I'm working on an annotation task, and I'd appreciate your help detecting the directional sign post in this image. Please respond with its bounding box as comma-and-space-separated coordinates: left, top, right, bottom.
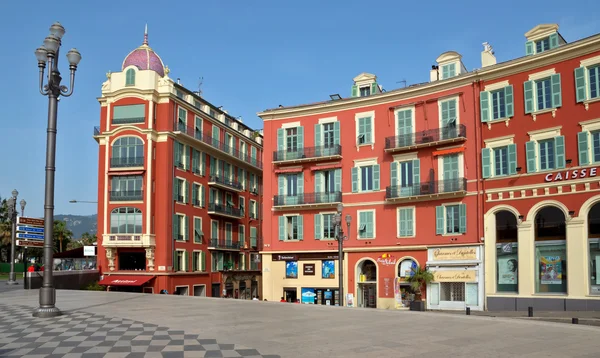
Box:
16, 217, 45, 247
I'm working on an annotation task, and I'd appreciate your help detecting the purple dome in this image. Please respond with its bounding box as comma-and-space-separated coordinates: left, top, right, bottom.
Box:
121, 29, 166, 77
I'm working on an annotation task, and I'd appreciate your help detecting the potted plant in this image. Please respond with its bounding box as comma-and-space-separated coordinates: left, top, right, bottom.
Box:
223, 261, 234, 271
406, 265, 434, 311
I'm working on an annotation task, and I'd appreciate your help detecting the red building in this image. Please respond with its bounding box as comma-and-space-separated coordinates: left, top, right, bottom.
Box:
94, 30, 264, 298
480, 24, 600, 311
259, 58, 485, 308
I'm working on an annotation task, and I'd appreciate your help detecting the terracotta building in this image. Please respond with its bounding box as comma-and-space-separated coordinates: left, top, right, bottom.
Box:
94, 30, 264, 298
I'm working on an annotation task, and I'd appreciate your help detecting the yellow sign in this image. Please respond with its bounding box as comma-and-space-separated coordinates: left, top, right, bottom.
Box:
433, 270, 477, 282
432, 247, 477, 261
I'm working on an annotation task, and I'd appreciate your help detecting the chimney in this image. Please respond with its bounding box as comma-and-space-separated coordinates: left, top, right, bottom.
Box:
430, 65, 439, 82
481, 42, 497, 68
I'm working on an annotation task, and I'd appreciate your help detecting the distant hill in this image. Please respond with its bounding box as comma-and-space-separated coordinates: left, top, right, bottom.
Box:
54, 214, 97, 239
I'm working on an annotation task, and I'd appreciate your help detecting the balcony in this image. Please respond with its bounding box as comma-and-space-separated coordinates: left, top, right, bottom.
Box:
110, 190, 143, 202
273, 191, 342, 209
385, 124, 467, 153
102, 234, 155, 248
208, 175, 243, 192
385, 178, 467, 203
208, 203, 244, 219
208, 238, 242, 251
111, 156, 144, 168
272, 144, 342, 165
173, 123, 263, 169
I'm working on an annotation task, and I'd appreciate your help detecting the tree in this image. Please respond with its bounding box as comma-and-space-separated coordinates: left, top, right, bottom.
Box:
405, 265, 434, 301
0, 197, 11, 261
67, 232, 97, 250
53, 220, 73, 253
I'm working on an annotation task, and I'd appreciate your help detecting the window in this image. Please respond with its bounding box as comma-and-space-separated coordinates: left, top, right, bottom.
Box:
125, 68, 135, 86
536, 78, 552, 110
112, 137, 144, 167
595, 131, 600, 163
314, 213, 336, 240
173, 214, 188, 241
439, 99, 457, 139
526, 33, 559, 55
276, 127, 304, 160
397, 207, 414, 237
192, 251, 206, 272
110, 207, 142, 234
238, 168, 245, 190
441, 63, 456, 79
390, 159, 420, 196
194, 116, 202, 140
212, 125, 220, 147
491, 90, 506, 119
360, 86, 370, 97
194, 217, 203, 243
357, 116, 372, 145
250, 200, 257, 219
192, 183, 204, 207
239, 225, 245, 248
113, 104, 145, 124
286, 127, 299, 152
191, 150, 204, 176
173, 250, 185, 272
575, 65, 600, 103
578, 130, 600, 165
225, 223, 233, 245
526, 136, 565, 172
225, 193, 233, 207
225, 133, 233, 154
538, 139, 555, 170
177, 107, 187, 131
314, 170, 340, 200
277, 173, 303, 205
209, 188, 220, 206
395, 109, 413, 146
495, 211, 518, 293
249, 173, 258, 193
111, 175, 142, 201
536, 38, 550, 53
494, 146, 509, 176
398, 259, 417, 278
239, 197, 245, 216
352, 163, 380, 193
174, 178, 187, 203
524, 74, 562, 114
251, 146, 258, 166
278, 215, 303, 241
173, 141, 187, 169
358, 211, 375, 239
480, 86, 514, 122
250, 227, 258, 248
322, 123, 335, 148
212, 252, 224, 272
441, 154, 461, 192
435, 204, 466, 235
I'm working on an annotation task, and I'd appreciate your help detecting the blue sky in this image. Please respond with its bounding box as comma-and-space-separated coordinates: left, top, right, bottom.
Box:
1, 0, 599, 219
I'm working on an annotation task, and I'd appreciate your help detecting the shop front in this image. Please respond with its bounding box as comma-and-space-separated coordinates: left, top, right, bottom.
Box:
220, 271, 261, 300
99, 274, 155, 293
426, 245, 484, 311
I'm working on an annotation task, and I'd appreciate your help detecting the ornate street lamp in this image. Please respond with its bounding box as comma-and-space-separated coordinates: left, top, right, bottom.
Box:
334, 203, 352, 307
6, 189, 19, 285
33, 21, 81, 318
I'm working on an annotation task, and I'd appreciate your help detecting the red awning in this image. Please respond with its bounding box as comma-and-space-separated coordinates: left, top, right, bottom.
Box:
433, 147, 466, 156
274, 167, 303, 174
310, 164, 343, 171
98, 275, 154, 286
108, 170, 145, 176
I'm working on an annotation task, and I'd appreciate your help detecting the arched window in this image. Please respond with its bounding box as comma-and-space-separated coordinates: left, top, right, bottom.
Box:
110, 207, 142, 234
534, 206, 566, 294
397, 259, 417, 278
125, 68, 135, 86
495, 210, 518, 293
588, 202, 600, 294
357, 259, 377, 308
111, 137, 144, 167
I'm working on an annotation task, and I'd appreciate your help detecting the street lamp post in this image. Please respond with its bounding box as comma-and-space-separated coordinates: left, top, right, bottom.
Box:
6, 189, 19, 285
33, 22, 81, 318
334, 204, 352, 307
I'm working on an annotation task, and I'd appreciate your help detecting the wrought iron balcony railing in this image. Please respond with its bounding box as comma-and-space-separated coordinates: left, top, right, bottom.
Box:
110, 190, 143, 201
208, 203, 244, 218
273, 191, 342, 206
385, 178, 467, 199
385, 124, 466, 150
209, 238, 242, 250
111, 156, 144, 168
208, 175, 243, 191
272, 144, 342, 162
113, 116, 145, 125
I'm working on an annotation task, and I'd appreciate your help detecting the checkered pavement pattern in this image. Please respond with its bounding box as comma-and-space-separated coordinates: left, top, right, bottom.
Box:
0, 304, 280, 358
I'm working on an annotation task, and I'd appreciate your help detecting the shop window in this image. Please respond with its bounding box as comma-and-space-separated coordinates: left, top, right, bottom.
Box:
534, 206, 567, 294
440, 282, 464, 301
285, 261, 298, 279
496, 210, 519, 293
588, 203, 600, 295
357, 260, 377, 282
398, 259, 417, 278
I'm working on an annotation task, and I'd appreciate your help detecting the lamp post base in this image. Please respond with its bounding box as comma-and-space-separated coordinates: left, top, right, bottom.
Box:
32, 287, 62, 318
6, 280, 19, 285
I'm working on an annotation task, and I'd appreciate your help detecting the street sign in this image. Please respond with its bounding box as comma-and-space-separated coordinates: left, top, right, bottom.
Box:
16, 225, 44, 234
16, 240, 44, 248
17, 217, 45, 227
16, 232, 44, 241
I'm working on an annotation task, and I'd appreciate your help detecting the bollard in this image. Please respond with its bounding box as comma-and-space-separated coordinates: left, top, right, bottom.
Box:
572, 318, 579, 324
466, 307, 471, 315
528, 306, 533, 317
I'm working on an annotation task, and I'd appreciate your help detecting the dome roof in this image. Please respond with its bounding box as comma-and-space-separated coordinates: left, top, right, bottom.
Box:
121, 26, 166, 77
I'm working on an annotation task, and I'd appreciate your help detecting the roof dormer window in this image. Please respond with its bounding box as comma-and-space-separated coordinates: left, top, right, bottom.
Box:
441, 63, 457, 80
432, 51, 466, 82
351, 73, 381, 98
524, 24, 565, 56
359, 86, 371, 97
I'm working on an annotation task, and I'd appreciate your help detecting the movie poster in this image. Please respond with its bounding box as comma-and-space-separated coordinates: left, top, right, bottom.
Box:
497, 256, 518, 285
540, 256, 562, 285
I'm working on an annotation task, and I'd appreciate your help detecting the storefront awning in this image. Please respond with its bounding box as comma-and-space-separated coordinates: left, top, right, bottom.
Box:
310, 164, 342, 171
274, 167, 303, 174
108, 170, 145, 176
98, 275, 154, 286
432, 146, 465, 156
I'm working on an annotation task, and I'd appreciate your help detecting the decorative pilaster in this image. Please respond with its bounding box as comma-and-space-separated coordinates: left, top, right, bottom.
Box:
146, 247, 156, 271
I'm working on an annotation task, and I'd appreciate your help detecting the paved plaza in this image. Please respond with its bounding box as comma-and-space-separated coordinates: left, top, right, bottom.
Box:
2, 285, 600, 357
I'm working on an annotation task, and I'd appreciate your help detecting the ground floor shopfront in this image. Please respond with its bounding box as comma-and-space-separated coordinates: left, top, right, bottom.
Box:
484, 186, 600, 311
99, 272, 211, 295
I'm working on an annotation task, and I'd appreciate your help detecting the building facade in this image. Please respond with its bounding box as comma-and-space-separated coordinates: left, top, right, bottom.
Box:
480, 24, 600, 311
94, 31, 264, 298
259, 61, 485, 309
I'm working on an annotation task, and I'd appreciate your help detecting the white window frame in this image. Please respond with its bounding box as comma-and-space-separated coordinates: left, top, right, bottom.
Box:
194, 115, 203, 135
250, 199, 257, 219
283, 214, 301, 241
394, 106, 415, 137
175, 249, 185, 272
579, 56, 600, 109
239, 197, 245, 216
440, 62, 458, 79
178, 106, 187, 127
193, 215, 203, 243
437, 96, 460, 129
580, 118, 600, 163
527, 68, 557, 117
317, 117, 338, 147
527, 127, 562, 173
356, 209, 376, 240
239, 252, 246, 270
175, 212, 185, 241
484, 135, 515, 178
175, 177, 186, 203
436, 146, 465, 181
192, 250, 203, 272
319, 210, 337, 240
396, 206, 416, 238
211, 219, 219, 240
354, 110, 375, 150
391, 153, 418, 186
440, 202, 462, 236
354, 158, 378, 193
240, 141, 247, 159
239, 225, 245, 248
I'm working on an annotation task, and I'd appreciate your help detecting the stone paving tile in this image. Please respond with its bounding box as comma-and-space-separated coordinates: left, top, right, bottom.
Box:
0, 304, 279, 358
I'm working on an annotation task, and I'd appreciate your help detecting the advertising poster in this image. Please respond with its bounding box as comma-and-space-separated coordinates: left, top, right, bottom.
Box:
394, 277, 403, 309
497, 256, 518, 285
301, 288, 316, 304
285, 261, 298, 278
540, 256, 562, 285
322, 260, 335, 278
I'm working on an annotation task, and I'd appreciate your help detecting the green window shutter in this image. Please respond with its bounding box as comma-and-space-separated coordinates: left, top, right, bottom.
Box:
435, 206, 444, 235
390, 162, 398, 187
173, 251, 179, 272
314, 172, 322, 193
442, 65, 449, 79
192, 184, 198, 205
278, 216, 285, 241
278, 175, 285, 196
412, 159, 420, 186
201, 153, 206, 175
314, 214, 322, 240
526, 141, 537, 173
201, 186, 205, 207
297, 172, 304, 195
504, 85, 514, 118
508, 144, 517, 175
173, 141, 181, 167
578, 131, 590, 166
212, 125, 219, 143
481, 148, 492, 179
351, 168, 358, 193
184, 216, 189, 241
525, 41, 534, 56
406, 208, 414, 236
209, 156, 215, 176
201, 251, 206, 271
549, 33, 559, 49
399, 209, 407, 237
173, 215, 179, 241
192, 252, 197, 271
459, 204, 467, 233
187, 251, 191, 272
297, 216, 304, 241
334, 169, 341, 192
297, 126, 304, 151
365, 118, 372, 143
187, 181, 192, 204
333, 121, 340, 145
126, 69, 135, 85
371, 82, 378, 94
480, 91, 490, 122
192, 150, 199, 173
550, 74, 562, 108
575, 67, 587, 103
314, 124, 322, 148
524, 81, 534, 114
209, 189, 214, 204
194, 217, 201, 242
351, 85, 358, 97
366, 212, 374, 238
554, 135, 566, 169
373, 164, 380, 191
172, 178, 178, 200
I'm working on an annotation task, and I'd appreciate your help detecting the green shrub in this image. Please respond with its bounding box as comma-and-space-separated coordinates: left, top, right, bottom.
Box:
82, 281, 105, 291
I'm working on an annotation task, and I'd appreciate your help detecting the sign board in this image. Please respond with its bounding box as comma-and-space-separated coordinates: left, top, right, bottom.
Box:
84, 246, 97, 256
431, 247, 478, 261
432, 270, 477, 282
16, 232, 44, 241
17, 225, 44, 234
544, 167, 598, 182
16, 240, 44, 248
303, 263, 315, 276
17, 217, 45, 227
